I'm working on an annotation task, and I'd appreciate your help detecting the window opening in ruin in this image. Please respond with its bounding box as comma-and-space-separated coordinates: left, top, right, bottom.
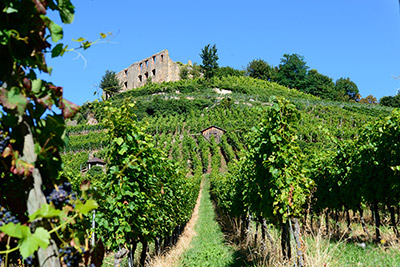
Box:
152, 69, 156, 76
145, 60, 148, 68
161, 55, 164, 62
153, 56, 156, 64
138, 75, 142, 82
145, 72, 149, 79
124, 69, 128, 76
140, 63, 143, 70
124, 81, 127, 88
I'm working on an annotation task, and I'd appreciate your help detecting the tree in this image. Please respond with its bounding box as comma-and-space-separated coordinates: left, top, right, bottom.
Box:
179, 66, 190, 80
335, 77, 359, 101
200, 44, 219, 79
305, 69, 335, 99
276, 53, 309, 91
0, 0, 99, 266
100, 70, 122, 99
359, 95, 378, 104
190, 63, 202, 78
246, 59, 276, 81
215, 66, 245, 77
380, 94, 400, 108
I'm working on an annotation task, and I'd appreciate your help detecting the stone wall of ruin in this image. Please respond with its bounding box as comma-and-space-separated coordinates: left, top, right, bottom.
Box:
116, 50, 182, 92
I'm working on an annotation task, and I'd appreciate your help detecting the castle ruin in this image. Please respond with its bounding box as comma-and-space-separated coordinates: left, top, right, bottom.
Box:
116, 50, 189, 91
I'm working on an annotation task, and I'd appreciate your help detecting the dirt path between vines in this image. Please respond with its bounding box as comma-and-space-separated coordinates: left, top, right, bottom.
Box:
149, 181, 203, 267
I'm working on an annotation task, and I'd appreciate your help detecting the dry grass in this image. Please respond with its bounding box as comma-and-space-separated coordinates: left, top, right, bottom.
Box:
148, 181, 203, 267
222, 211, 400, 267
302, 216, 345, 267
214, 213, 347, 267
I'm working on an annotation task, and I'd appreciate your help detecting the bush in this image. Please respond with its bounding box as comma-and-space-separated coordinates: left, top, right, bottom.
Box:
216, 66, 245, 78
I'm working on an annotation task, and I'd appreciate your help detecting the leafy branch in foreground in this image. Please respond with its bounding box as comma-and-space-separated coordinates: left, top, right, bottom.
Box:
0, 0, 101, 266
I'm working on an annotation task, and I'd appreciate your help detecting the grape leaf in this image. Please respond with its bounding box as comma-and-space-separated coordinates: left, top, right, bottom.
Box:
59, 98, 80, 118
19, 227, 50, 259
49, 21, 63, 42
75, 199, 98, 215
51, 43, 64, 58
29, 203, 61, 221
0, 87, 29, 114
0, 223, 25, 239
58, 0, 75, 24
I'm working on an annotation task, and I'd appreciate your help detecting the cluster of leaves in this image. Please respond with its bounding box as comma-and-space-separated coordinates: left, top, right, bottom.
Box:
0, 0, 100, 265
66, 123, 106, 135
380, 93, 400, 108
210, 97, 313, 221
95, 101, 201, 251
61, 151, 89, 174
0, 190, 98, 261
209, 97, 313, 258
66, 131, 107, 152
135, 97, 214, 118
246, 55, 363, 102
179, 63, 202, 80
310, 109, 400, 240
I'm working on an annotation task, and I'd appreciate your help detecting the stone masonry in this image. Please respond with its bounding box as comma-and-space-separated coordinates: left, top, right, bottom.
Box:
116, 49, 188, 91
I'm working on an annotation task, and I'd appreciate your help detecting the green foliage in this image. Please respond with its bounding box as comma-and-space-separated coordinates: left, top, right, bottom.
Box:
209, 135, 221, 176
180, 66, 190, 80
305, 69, 335, 99
215, 66, 245, 78
190, 63, 202, 78
61, 151, 89, 174
210, 97, 314, 224
276, 53, 309, 91
0, 0, 99, 265
306, 108, 400, 243
66, 123, 105, 135
218, 97, 233, 109
66, 131, 107, 152
219, 135, 236, 162
335, 77, 359, 101
198, 135, 210, 173
380, 93, 400, 108
246, 59, 276, 81
180, 178, 237, 266
135, 97, 214, 118
100, 70, 122, 99
95, 100, 200, 250
87, 165, 104, 177
246, 97, 313, 222
200, 44, 219, 79
356, 110, 400, 205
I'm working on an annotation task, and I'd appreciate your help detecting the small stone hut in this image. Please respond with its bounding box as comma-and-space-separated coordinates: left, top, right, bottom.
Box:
200, 125, 226, 143
86, 157, 106, 170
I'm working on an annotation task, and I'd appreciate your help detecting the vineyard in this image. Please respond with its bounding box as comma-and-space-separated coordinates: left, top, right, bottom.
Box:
41, 74, 400, 265
1, 1, 399, 266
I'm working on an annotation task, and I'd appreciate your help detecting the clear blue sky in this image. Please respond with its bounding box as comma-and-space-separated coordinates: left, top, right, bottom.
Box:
42, 0, 400, 106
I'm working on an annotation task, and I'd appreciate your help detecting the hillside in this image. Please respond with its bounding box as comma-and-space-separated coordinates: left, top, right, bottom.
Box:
63, 75, 392, 177
58, 75, 400, 266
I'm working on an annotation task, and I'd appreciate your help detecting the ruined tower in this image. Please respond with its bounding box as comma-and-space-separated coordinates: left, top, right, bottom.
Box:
116, 50, 186, 91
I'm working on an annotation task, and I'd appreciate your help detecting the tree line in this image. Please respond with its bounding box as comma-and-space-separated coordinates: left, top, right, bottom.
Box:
100, 44, 387, 106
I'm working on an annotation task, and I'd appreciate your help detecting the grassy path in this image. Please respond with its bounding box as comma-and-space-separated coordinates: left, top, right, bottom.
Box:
179, 178, 242, 267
